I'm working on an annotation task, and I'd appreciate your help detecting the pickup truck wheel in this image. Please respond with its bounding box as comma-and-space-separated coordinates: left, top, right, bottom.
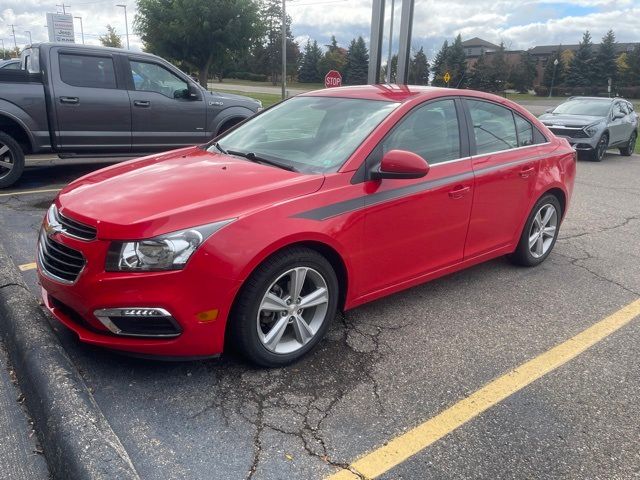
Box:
0, 132, 25, 189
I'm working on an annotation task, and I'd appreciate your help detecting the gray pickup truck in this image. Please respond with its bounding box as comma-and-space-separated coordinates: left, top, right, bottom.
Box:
0, 43, 262, 187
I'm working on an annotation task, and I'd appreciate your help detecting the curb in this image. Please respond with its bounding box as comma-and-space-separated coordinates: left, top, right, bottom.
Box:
0, 242, 140, 480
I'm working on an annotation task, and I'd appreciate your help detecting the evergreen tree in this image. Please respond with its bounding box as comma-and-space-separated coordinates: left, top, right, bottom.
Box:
542, 51, 564, 88
381, 54, 398, 83
467, 54, 494, 91
566, 31, 595, 87
510, 51, 537, 93
409, 47, 429, 85
595, 30, 617, 87
431, 40, 449, 86
447, 34, 467, 87
344, 36, 369, 85
491, 41, 508, 90
99, 25, 123, 48
626, 45, 640, 87
298, 39, 323, 83
317, 36, 347, 78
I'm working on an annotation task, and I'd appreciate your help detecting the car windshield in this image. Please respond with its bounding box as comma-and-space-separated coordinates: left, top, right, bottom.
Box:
552, 100, 611, 117
212, 96, 399, 174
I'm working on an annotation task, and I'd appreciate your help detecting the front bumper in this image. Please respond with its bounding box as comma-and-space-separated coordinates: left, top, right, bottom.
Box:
38, 230, 242, 357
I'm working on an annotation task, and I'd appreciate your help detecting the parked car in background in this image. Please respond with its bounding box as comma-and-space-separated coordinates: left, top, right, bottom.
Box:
38, 86, 575, 366
539, 96, 638, 161
0, 59, 21, 70
0, 43, 261, 188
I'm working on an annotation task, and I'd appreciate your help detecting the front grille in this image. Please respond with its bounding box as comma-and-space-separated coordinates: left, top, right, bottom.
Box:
38, 231, 86, 283
55, 209, 97, 241
549, 127, 589, 139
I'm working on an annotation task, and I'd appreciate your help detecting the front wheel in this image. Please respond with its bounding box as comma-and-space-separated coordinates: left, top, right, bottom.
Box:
590, 133, 608, 162
0, 131, 26, 189
230, 247, 339, 367
509, 194, 562, 267
619, 131, 637, 157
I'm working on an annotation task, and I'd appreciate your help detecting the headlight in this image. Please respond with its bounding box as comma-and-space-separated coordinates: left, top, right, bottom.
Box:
584, 122, 602, 137
105, 219, 235, 272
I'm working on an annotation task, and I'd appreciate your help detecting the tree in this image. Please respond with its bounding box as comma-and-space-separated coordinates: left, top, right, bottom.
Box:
595, 30, 617, 87
625, 45, 640, 87
381, 54, 397, 83
490, 41, 508, 90
344, 36, 368, 85
510, 51, 537, 93
616, 53, 631, 87
135, 0, 261, 87
542, 51, 564, 88
317, 36, 347, 78
99, 25, 122, 48
447, 34, 467, 87
298, 40, 323, 83
431, 40, 449, 86
467, 54, 494, 91
566, 31, 595, 87
409, 46, 429, 85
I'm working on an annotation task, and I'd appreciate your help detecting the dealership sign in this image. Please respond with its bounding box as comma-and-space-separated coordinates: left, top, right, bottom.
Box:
47, 13, 75, 43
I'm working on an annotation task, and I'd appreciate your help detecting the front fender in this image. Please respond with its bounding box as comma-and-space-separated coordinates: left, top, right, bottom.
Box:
210, 106, 257, 136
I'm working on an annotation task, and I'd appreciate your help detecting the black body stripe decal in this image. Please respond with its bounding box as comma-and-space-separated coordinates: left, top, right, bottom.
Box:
294, 153, 543, 221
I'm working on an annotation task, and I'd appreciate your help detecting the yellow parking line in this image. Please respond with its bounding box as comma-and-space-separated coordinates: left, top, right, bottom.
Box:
18, 262, 37, 272
0, 187, 62, 197
328, 298, 640, 480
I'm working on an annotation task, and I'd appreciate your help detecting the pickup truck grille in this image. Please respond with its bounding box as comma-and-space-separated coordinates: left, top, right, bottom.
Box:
548, 127, 589, 139
38, 231, 86, 283
55, 209, 97, 241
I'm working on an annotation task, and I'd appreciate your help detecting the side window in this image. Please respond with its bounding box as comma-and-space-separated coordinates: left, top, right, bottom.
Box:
129, 60, 188, 98
514, 115, 534, 147
59, 53, 116, 89
382, 99, 461, 165
467, 99, 518, 155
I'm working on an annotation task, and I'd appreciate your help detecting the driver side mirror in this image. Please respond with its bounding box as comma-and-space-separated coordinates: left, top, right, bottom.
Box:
613, 109, 625, 119
545, 108, 554, 113
370, 150, 430, 181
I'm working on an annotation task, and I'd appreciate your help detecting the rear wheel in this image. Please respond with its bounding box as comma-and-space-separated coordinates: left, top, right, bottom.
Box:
619, 131, 637, 156
230, 247, 338, 367
590, 133, 608, 162
509, 194, 561, 267
0, 132, 25, 189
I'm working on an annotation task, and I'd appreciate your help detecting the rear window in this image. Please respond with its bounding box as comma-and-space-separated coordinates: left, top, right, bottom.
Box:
59, 53, 116, 89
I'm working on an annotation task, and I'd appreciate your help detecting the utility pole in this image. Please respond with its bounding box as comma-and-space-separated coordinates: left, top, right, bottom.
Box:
9, 25, 17, 50
368, 0, 385, 84
281, 0, 286, 99
396, 0, 414, 85
0, 39, 4, 59
549, 58, 559, 98
25, 31, 32, 45
116, 5, 130, 49
385, 0, 395, 83
74, 16, 84, 44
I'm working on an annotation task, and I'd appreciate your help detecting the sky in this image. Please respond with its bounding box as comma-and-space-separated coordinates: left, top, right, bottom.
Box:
0, 0, 638, 60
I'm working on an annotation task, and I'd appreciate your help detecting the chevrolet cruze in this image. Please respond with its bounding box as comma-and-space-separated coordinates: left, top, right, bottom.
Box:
37, 85, 576, 366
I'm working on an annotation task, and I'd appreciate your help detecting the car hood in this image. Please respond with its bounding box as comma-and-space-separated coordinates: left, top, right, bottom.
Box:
57, 147, 324, 240
538, 113, 604, 127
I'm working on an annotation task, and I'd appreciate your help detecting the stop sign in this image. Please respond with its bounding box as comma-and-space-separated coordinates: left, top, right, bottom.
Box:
324, 70, 342, 88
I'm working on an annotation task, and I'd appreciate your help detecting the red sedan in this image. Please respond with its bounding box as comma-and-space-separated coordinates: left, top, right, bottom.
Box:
37, 85, 575, 366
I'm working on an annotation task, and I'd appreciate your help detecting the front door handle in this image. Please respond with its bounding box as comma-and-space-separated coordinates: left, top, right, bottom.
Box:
133, 100, 150, 107
59, 96, 79, 104
448, 185, 470, 199
519, 166, 535, 178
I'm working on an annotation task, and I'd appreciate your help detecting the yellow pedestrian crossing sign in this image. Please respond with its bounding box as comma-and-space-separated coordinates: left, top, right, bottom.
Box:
443, 71, 451, 85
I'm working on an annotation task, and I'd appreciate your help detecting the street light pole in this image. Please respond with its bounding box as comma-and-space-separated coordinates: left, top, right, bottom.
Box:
386, 0, 395, 83
74, 16, 84, 44
281, 0, 286, 100
116, 5, 130, 50
549, 57, 559, 98
25, 31, 32, 45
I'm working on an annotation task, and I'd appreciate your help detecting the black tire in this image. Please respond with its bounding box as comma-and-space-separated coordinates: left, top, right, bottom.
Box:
509, 194, 562, 267
590, 133, 608, 162
229, 247, 339, 367
0, 131, 25, 189
619, 130, 637, 157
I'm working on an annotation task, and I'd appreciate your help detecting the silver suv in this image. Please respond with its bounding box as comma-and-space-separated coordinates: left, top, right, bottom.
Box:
539, 97, 638, 161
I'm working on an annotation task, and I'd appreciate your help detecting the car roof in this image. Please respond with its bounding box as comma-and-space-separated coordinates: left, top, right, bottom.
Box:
302, 84, 507, 104
567, 96, 614, 102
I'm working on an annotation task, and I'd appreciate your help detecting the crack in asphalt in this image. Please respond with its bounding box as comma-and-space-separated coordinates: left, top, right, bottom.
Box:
0, 282, 28, 291
559, 214, 640, 241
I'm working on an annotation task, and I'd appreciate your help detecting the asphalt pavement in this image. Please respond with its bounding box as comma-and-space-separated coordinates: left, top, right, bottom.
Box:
0, 150, 639, 479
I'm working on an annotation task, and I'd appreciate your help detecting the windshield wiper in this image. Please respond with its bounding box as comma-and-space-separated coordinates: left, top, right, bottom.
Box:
226, 150, 297, 172
211, 142, 228, 154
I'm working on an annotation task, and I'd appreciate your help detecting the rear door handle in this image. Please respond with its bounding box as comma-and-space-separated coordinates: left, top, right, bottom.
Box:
519, 166, 535, 178
59, 96, 79, 104
133, 100, 150, 107
448, 185, 470, 199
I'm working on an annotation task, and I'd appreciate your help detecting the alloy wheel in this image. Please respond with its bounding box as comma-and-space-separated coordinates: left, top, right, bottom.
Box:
256, 267, 330, 354
629, 132, 637, 152
596, 135, 608, 161
528, 203, 558, 258
0, 143, 14, 179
